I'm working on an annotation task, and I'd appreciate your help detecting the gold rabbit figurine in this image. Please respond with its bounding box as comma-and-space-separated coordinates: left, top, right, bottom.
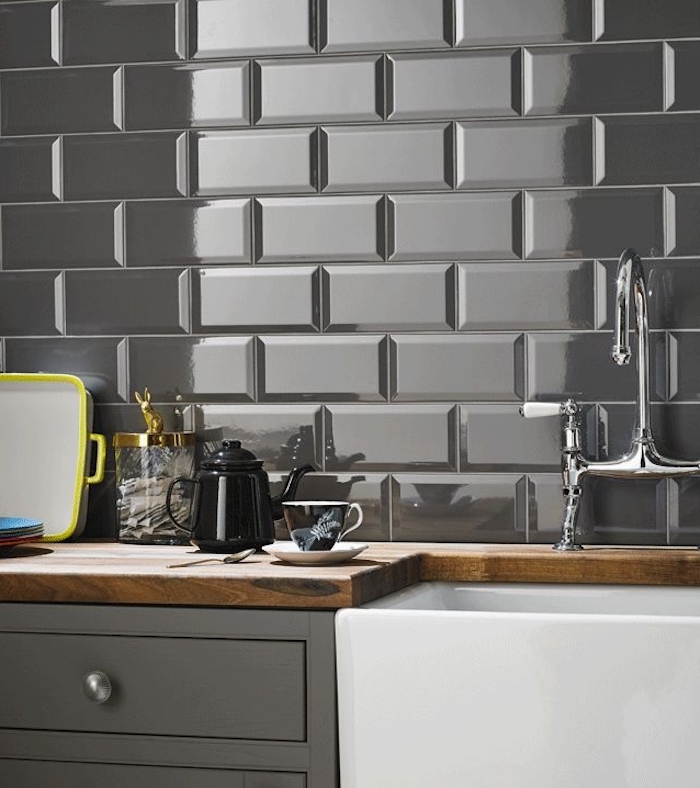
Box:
135, 388, 164, 435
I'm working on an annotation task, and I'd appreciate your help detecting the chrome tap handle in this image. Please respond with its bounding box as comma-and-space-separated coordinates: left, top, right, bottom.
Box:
519, 402, 562, 418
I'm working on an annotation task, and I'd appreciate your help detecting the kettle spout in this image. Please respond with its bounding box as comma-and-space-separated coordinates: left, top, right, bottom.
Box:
271, 464, 315, 519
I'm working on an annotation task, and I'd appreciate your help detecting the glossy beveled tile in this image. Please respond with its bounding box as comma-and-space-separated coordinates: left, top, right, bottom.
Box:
390, 334, 524, 402
62, 0, 185, 65
456, 118, 593, 189
393, 474, 526, 543
321, 123, 451, 192
123, 63, 249, 130
1, 67, 117, 136
672, 476, 700, 545
255, 196, 383, 263
668, 333, 700, 402
1, 203, 120, 270
125, 199, 251, 266
0, 272, 60, 336
669, 188, 700, 258
195, 404, 323, 470
524, 188, 664, 260
458, 261, 596, 330
668, 43, 700, 112
258, 335, 388, 402
196, 266, 319, 332
64, 269, 188, 335
523, 43, 664, 116
0, 1, 57, 69
129, 337, 254, 402
321, 0, 450, 52
323, 263, 454, 331
192, 128, 317, 195
255, 55, 382, 125
191, 0, 314, 58
598, 1, 700, 41
456, 0, 593, 46
389, 192, 522, 261
388, 50, 520, 120
0, 138, 58, 203
325, 404, 457, 471
526, 473, 566, 543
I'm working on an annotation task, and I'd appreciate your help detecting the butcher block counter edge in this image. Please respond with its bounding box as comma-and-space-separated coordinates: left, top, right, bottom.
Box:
1, 542, 700, 609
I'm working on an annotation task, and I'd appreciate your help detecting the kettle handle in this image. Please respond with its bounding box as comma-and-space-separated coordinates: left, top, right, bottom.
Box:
166, 477, 197, 534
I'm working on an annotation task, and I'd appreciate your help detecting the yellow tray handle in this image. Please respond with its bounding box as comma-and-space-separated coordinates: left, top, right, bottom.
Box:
86, 433, 107, 485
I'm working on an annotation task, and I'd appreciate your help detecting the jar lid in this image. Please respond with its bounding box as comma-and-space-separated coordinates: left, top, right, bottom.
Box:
113, 432, 196, 448
201, 439, 262, 469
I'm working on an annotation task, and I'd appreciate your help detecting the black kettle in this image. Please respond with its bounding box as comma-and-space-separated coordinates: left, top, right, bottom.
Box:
166, 439, 314, 553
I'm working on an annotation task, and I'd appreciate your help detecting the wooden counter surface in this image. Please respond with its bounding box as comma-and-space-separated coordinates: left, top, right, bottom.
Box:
1, 541, 700, 609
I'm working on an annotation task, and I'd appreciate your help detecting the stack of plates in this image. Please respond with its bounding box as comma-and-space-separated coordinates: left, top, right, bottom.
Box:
0, 517, 44, 549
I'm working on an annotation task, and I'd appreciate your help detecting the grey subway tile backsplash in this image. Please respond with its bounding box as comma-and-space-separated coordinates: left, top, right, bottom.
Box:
388, 49, 521, 120
258, 335, 388, 402
523, 43, 664, 116
389, 192, 522, 261
62, 0, 185, 65
191, 0, 315, 58
1, 203, 121, 270
122, 63, 249, 130
321, 0, 450, 53
254, 55, 383, 125
456, 0, 593, 46
195, 266, 319, 332
1, 0, 697, 546
192, 128, 317, 195
124, 199, 251, 266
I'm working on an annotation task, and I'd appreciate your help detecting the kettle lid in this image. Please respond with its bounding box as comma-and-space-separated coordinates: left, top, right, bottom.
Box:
201, 439, 262, 469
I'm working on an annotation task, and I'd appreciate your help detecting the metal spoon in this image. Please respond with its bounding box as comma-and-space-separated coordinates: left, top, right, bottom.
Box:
167, 548, 255, 568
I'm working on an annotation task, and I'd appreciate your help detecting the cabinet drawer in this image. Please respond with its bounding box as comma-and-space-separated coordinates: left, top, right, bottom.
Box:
0, 760, 306, 787
0, 633, 306, 741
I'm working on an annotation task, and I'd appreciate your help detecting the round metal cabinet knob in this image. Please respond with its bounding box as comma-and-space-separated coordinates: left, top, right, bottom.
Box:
82, 670, 113, 704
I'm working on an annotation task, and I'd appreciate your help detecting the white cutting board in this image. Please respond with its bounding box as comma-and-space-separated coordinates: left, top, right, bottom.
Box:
0, 374, 106, 541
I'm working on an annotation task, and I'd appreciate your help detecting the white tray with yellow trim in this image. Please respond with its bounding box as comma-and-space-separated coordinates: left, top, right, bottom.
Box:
0, 373, 106, 542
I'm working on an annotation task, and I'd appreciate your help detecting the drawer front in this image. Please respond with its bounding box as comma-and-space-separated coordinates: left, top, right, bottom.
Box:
0, 633, 306, 741
0, 760, 306, 787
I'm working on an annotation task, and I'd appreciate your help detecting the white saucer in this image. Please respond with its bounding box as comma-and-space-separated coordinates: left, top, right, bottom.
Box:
262, 542, 368, 566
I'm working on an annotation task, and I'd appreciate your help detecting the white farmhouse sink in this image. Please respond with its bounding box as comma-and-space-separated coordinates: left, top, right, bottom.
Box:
335, 582, 700, 788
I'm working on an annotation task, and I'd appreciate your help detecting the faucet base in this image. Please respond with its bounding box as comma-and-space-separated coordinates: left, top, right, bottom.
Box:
553, 541, 584, 552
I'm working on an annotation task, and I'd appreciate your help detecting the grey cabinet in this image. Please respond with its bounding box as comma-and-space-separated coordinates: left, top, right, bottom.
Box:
0, 604, 338, 787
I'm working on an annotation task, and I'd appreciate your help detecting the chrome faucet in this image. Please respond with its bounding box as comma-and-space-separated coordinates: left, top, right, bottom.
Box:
522, 248, 700, 551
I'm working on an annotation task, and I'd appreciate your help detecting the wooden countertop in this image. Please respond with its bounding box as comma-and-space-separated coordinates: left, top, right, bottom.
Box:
1, 541, 700, 609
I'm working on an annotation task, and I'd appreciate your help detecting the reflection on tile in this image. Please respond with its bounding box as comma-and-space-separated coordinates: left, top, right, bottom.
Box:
670, 188, 700, 258
256, 196, 383, 262
123, 63, 249, 130
62, 133, 185, 200
258, 335, 388, 402
668, 43, 700, 112
323, 263, 454, 331
523, 43, 663, 115
524, 188, 664, 260
193, 128, 316, 195
63, 0, 185, 64
255, 56, 382, 125
669, 333, 700, 401
460, 404, 569, 471
321, 0, 450, 52
456, 0, 593, 45
196, 266, 319, 332
393, 474, 526, 543
389, 192, 521, 261
129, 337, 254, 402
526, 474, 564, 543
0, 272, 60, 336
645, 404, 700, 464
125, 199, 251, 266
4, 338, 125, 402
388, 50, 520, 120
1, 203, 120, 270
597, 404, 636, 461
600, 116, 700, 186
598, 1, 700, 41
1, 67, 117, 135
192, 0, 314, 58
65, 269, 188, 335
672, 477, 700, 544
0, 138, 57, 203
458, 261, 596, 330
325, 405, 457, 471
0, 1, 57, 69
456, 118, 592, 189
391, 334, 523, 401
321, 123, 451, 192
194, 404, 322, 470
